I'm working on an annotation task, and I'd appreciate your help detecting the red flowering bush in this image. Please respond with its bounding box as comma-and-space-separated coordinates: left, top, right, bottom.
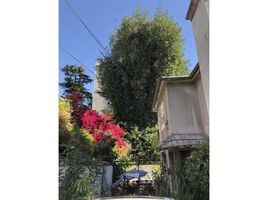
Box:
81, 110, 130, 156
66, 92, 87, 126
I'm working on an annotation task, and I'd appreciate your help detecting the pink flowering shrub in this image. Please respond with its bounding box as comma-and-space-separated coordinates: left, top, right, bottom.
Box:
81, 109, 130, 156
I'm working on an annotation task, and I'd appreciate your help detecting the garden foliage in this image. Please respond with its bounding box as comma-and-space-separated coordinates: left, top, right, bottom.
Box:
152, 166, 170, 197
81, 109, 131, 162
59, 144, 99, 200
152, 141, 209, 200
59, 97, 130, 199
59, 97, 74, 144
183, 141, 209, 200
126, 126, 159, 164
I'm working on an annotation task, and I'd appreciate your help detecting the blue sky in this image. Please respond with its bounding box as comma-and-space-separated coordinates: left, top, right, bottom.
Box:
59, 0, 198, 94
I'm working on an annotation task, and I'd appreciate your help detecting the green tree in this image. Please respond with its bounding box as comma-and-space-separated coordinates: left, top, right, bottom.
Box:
126, 126, 159, 165
60, 65, 93, 125
60, 65, 93, 107
97, 8, 189, 129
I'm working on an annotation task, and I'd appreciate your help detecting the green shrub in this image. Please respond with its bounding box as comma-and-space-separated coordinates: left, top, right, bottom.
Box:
152, 165, 194, 200
151, 141, 209, 200
59, 144, 100, 200
126, 126, 160, 164
59, 97, 74, 145
183, 141, 209, 200
152, 165, 170, 197
171, 168, 194, 200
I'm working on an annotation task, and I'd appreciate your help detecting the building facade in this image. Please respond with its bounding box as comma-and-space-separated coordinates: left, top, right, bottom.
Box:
186, 0, 209, 111
152, 0, 209, 193
152, 65, 208, 192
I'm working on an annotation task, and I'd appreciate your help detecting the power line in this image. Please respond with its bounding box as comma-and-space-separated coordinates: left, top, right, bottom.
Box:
59, 45, 95, 75
63, 0, 127, 77
59, 45, 130, 103
62, 0, 157, 116
64, 0, 107, 52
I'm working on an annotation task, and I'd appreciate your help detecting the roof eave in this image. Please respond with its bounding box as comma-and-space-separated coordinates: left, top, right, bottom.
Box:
152, 63, 200, 112
186, 0, 200, 21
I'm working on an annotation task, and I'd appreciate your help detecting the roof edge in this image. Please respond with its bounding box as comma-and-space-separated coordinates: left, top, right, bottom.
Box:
186, 0, 200, 20
160, 63, 200, 82
152, 63, 200, 112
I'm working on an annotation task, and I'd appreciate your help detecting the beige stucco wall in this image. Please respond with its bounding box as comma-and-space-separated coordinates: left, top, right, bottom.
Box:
92, 61, 108, 113
191, 0, 209, 112
166, 82, 204, 135
196, 77, 209, 135
158, 87, 171, 143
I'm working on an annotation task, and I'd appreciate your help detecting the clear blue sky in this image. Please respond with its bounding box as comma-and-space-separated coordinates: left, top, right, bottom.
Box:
59, 0, 198, 94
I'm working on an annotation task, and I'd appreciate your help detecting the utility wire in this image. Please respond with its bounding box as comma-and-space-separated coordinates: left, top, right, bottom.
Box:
59, 45, 95, 75
60, 45, 130, 102
63, 0, 127, 77
64, 0, 106, 52
62, 0, 159, 120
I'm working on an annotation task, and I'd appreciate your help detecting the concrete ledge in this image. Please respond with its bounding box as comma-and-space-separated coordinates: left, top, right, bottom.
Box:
159, 133, 208, 150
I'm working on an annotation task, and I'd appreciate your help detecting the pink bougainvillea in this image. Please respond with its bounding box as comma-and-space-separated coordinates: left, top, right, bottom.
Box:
81, 109, 128, 150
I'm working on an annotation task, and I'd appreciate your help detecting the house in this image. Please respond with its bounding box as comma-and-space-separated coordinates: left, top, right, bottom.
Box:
152, 0, 209, 193
152, 64, 208, 192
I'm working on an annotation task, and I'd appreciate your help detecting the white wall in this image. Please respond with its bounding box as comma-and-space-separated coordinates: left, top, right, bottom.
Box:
191, 0, 209, 111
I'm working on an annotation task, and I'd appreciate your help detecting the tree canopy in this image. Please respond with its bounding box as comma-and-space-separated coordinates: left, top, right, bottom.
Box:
97, 8, 189, 129
60, 65, 93, 125
60, 65, 93, 107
